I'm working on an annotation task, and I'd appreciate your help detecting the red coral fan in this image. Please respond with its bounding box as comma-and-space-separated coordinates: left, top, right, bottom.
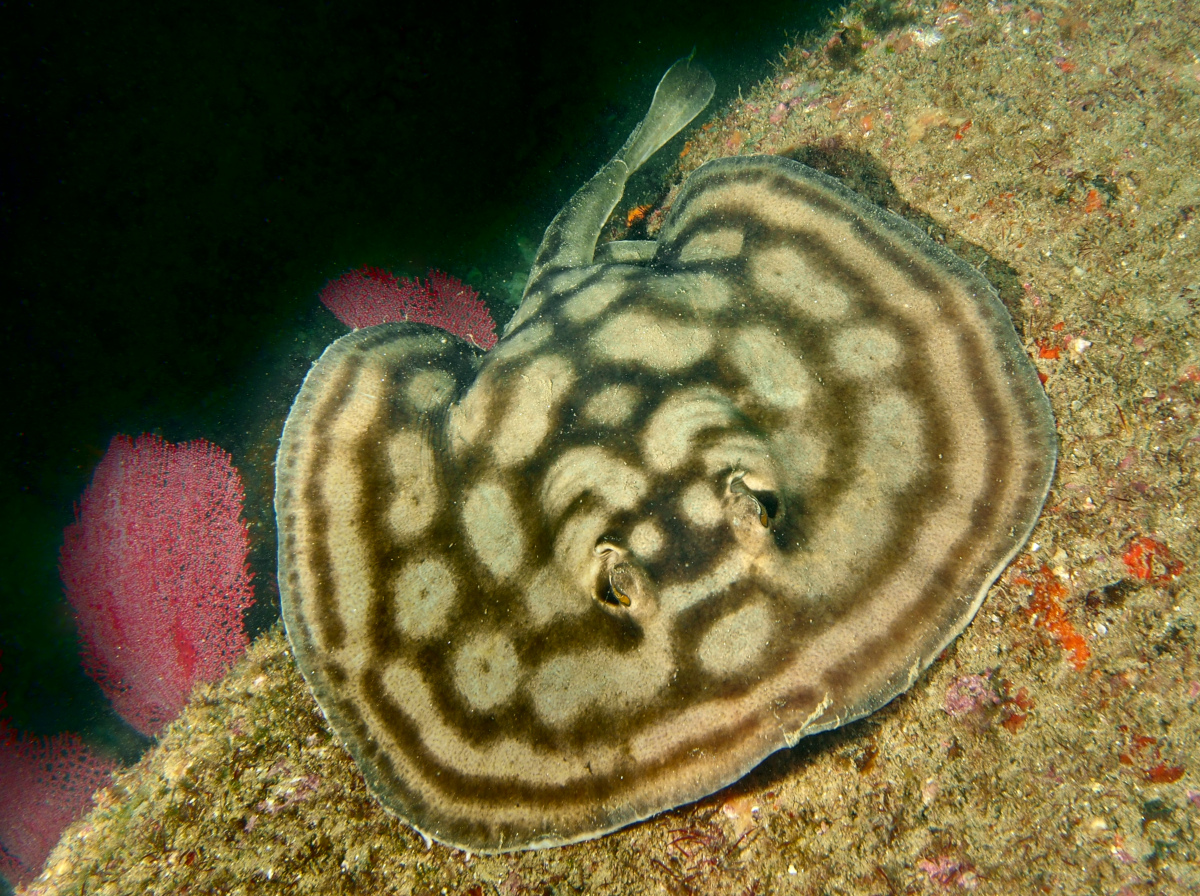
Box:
58, 434, 255, 737
0, 723, 115, 887
318, 266, 497, 349
317, 266, 409, 330
416, 270, 497, 350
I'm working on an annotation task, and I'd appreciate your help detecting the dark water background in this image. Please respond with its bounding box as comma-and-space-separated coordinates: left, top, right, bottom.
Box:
0, 0, 837, 825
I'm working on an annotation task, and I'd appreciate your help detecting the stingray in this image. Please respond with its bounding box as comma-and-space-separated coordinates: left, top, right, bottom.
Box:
275, 58, 1056, 852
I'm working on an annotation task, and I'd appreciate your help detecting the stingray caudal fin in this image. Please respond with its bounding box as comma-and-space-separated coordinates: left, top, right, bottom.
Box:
615, 57, 714, 173
515, 58, 714, 317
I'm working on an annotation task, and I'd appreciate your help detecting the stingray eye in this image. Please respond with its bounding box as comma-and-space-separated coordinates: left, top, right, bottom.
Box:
729, 473, 778, 528
596, 564, 635, 608
754, 489, 779, 524
605, 575, 633, 607
594, 543, 634, 608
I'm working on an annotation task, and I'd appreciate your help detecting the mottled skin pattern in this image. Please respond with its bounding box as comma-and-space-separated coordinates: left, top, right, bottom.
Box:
276, 69, 1055, 853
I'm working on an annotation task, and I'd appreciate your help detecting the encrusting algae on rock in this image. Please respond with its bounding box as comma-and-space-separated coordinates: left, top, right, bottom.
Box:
23, 0, 1200, 892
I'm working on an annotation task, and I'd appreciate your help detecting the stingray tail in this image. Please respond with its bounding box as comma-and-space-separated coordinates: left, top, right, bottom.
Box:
517, 58, 715, 314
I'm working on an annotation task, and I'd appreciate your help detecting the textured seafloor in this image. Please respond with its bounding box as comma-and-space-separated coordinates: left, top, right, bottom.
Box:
21, 1, 1200, 893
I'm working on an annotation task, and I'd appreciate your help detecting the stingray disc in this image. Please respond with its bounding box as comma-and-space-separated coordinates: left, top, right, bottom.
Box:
275, 64, 1055, 853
